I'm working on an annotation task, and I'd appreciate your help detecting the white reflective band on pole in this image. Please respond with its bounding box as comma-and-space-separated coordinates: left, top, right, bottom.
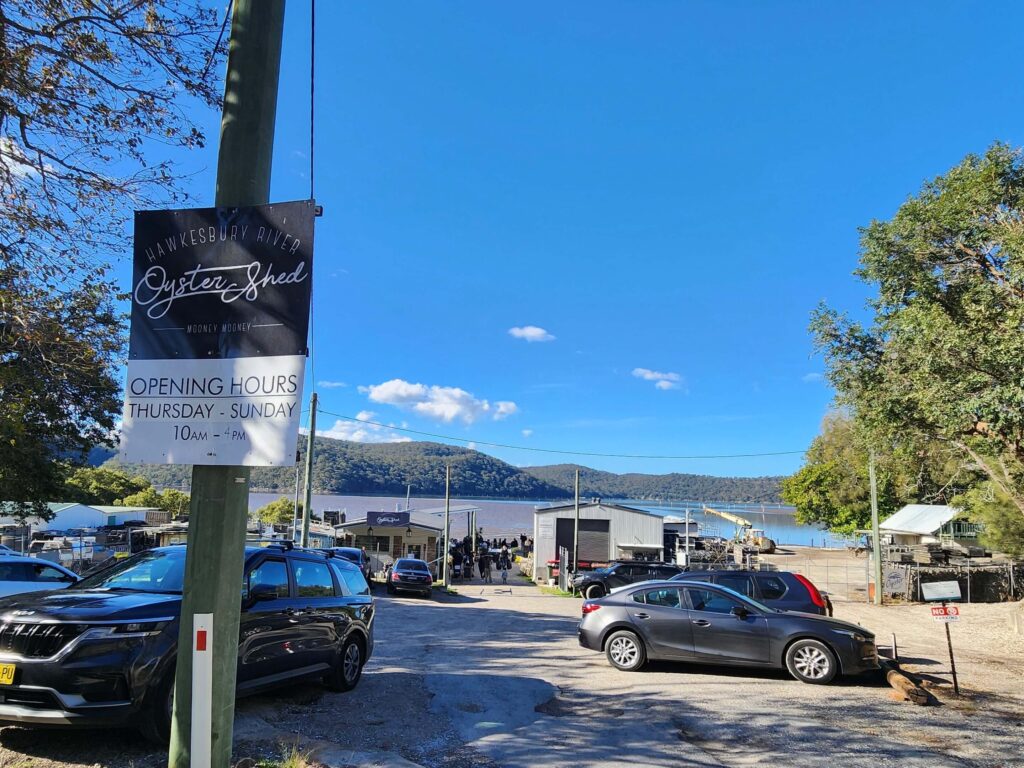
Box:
192, 613, 214, 768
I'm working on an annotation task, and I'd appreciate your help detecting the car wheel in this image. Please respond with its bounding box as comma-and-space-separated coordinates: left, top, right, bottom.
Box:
585, 584, 605, 599
325, 636, 364, 692
138, 668, 175, 744
604, 630, 646, 672
785, 639, 838, 684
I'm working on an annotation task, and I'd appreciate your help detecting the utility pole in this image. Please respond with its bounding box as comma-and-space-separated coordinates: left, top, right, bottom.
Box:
301, 391, 318, 547
572, 469, 581, 572
442, 464, 451, 587
168, 2, 286, 767
869, 449, 883, 605
291, 464, 301, 540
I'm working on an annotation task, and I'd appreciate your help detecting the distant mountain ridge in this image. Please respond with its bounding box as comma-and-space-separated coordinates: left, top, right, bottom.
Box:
105, 437, 782, 502
521, 464, 783, 503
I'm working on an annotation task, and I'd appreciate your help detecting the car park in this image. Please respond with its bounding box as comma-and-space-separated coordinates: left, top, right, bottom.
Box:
0, 556, 79, 597
386, 557, 433, 597
578, 580, 877, 684
572, 561, 684, 599
0, 543, 373, 742
669, 569, 833, 615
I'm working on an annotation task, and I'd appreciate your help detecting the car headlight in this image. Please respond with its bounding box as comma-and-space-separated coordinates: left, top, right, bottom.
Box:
832, 629, 869, 643
111, 621, 168, 635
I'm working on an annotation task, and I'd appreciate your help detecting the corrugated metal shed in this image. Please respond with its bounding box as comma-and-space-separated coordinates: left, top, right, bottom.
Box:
532, 501, 664, 579
880, 504, 959, 535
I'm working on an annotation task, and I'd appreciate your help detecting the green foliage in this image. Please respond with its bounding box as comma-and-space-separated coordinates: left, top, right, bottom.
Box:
64, 467, 150, 506
109, 436, 783, 501
1, 273, 124, 519
119, 487, 191, 515
256, 497, 299, 525
953, 482, 1024, 557
813, 143, 1024, 535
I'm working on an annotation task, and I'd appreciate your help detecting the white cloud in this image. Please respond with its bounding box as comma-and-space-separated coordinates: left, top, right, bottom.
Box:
0, 137, 46, 179
802, 372, 824, 383
508, 325, 555, 343
521, 429, 533, 438
317, 380, 347, 389
467, 442, 478, 450
632, 367, 684, 391
358, 378, 517, 424
317, 411, 411, 444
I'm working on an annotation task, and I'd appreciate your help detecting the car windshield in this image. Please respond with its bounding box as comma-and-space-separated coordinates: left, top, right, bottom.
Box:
335, 548, 361, 561
396, 559, 427, 571
73, 548, 186, 594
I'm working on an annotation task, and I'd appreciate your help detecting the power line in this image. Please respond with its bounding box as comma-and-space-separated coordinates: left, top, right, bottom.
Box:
315, 408, 805, 460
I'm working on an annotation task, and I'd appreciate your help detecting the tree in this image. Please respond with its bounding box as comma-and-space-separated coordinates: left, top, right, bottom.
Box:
0, 2, 226, 513
0, 0, 225, 284
1, 274, 124, 518
782, 413, 975, 535
813, 143, 1024, 524
119, 487, 190, 515
256, 497, 298, 526
952, 484, 1024, 557
64, 466, 150, 506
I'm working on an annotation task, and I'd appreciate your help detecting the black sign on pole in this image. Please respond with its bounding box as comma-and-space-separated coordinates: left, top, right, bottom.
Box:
121, 200, 314, 466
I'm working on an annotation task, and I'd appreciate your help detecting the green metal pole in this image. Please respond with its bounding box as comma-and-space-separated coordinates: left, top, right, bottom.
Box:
869, 449, 883, 605
573, 469, 580, 573
168, 2, 286, 767
301, 391, 318, 547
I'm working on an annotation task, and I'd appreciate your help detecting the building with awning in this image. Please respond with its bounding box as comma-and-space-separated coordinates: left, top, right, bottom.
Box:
334, 509, 452, 573
879, 504, 982, 546
532, 500, 664, 580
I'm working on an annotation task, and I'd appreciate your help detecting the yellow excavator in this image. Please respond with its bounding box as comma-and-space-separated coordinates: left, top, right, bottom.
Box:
703, 507, 777, 554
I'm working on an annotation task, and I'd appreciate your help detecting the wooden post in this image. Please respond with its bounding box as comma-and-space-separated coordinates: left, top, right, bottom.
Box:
300, 391, 318, 547
943, 601, 960, 695
869, 449, 883, 605
168, 3, 286, 767
572, 469, 580, 573
442, 464, 451, 587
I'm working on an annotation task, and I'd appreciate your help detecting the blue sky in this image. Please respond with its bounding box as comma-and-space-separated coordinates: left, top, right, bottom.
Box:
123, 1, 1024, 477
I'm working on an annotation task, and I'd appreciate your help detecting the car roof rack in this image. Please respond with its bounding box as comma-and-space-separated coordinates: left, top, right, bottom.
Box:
247, 538, 294, 551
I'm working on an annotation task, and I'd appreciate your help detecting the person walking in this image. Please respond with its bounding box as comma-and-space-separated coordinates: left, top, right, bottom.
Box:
498, 547, 511, 585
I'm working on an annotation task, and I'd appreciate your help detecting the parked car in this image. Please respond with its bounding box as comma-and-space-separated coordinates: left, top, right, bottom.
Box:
0, 556, 79, 597
0, 544, 374, 742
326, 546, 373, 583
669, 569, 833, 616
572, 561, 684, 599
386, 558, 433, 597
578, 580, 877, 684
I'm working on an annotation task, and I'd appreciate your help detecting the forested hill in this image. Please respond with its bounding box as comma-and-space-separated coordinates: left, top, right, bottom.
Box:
107, 438, 783, 502
521, 464, 783, 503
109, 438, 569, 499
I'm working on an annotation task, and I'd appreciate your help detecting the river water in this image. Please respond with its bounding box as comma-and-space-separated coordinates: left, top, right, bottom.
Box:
249, 492, 832, 547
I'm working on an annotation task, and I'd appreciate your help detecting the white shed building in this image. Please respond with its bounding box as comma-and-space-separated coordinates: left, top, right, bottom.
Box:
532, 501, 665, 580
879, 504, 980, 546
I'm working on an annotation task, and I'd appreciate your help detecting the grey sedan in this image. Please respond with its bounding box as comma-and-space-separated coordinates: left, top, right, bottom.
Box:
577, 580, 877, 684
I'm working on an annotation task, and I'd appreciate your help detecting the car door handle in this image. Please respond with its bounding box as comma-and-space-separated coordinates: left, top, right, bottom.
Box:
633, 613, 650, 620
692, 619, 711, 627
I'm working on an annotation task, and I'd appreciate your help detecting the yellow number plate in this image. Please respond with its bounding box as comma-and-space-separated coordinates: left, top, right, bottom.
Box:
0, 664, 15, 686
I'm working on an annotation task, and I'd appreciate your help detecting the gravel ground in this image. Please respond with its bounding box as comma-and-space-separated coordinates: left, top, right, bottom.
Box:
0, 574, 1020, 768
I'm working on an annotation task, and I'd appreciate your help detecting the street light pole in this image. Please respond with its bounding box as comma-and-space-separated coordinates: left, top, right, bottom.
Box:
869, 449, 883, 605
168, 2, 286, 767
442, 464, 451, 587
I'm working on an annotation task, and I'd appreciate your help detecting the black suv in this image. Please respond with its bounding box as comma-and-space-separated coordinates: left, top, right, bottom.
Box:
0, 544, 374, 741
670, 569, 833, 616
572, 561, 684, 598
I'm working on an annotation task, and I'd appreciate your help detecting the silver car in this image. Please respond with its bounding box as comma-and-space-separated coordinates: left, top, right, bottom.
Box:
0, 556, 79, 598
578, 580, 877, 684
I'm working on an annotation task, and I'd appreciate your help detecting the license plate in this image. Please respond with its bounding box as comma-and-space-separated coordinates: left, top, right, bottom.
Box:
0, 664, 15, 686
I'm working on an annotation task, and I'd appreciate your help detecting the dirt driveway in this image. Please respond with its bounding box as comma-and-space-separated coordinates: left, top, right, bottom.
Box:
0, 579, 1020, 768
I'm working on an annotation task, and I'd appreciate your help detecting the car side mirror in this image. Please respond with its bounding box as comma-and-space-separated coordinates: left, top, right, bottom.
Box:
730, 605, 748, 619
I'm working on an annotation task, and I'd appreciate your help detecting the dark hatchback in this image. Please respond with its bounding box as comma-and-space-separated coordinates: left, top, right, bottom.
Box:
326, 546, 373, 583
669, 569, 833, 616
0, 544, 374, 741
578, 580, 877, 684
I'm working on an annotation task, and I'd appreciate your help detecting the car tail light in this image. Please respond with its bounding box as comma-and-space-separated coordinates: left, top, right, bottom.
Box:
793, 573, 826, 609
582, 603, 601, 615
391, 572, 400, 581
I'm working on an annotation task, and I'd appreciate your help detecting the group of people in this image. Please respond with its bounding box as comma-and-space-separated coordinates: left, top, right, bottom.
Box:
447, 535, 517, 584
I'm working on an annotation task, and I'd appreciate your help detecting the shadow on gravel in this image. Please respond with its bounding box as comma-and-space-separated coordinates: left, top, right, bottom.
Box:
0, 726, 163, 767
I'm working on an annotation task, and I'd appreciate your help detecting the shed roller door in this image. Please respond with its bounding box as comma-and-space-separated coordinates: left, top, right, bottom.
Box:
555, 519, 609, 562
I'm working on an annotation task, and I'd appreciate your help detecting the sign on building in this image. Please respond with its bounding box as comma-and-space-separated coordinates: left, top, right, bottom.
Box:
120, 201, 315, 466
921, 580, 962, 602
367, 511, 411, 527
